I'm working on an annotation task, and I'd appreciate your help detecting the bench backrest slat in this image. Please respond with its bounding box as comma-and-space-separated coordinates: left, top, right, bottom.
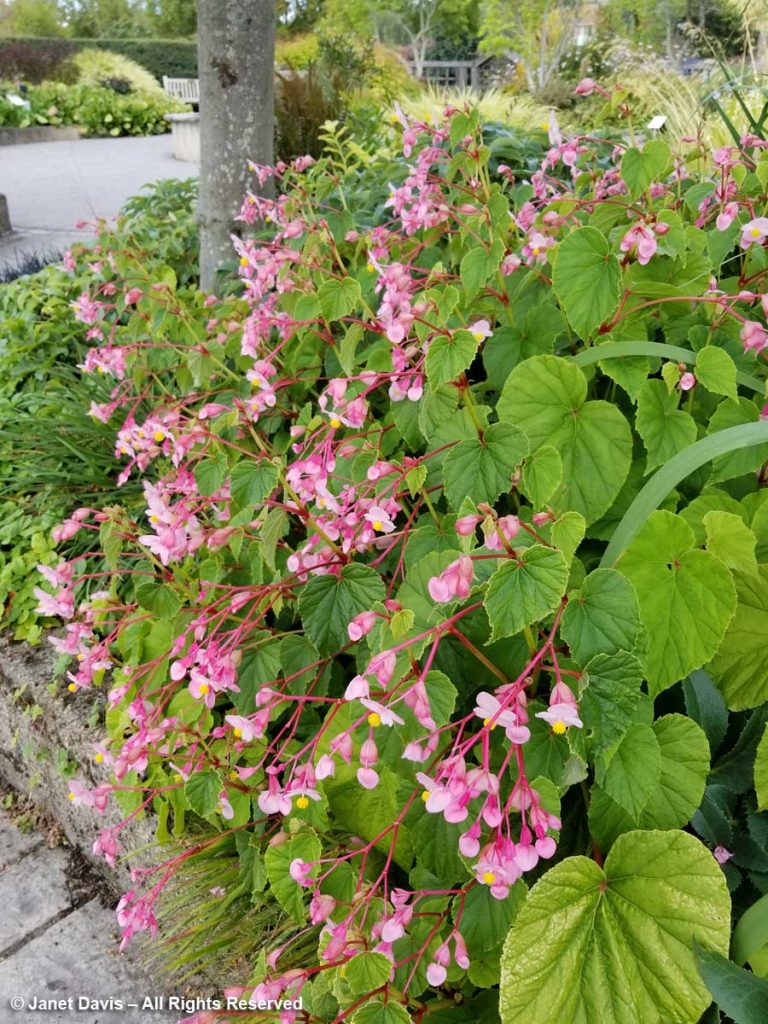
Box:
162, 76, 200, 104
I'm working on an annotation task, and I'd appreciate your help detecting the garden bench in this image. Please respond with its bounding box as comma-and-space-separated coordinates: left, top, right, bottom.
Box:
162, 76, 200, 105
162, 77, 200, 163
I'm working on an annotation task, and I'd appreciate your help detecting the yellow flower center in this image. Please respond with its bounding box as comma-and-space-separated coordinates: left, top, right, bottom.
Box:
149, 513, 159, 523
532, 247, 540, 256
372, 520, 384, 531
473, 331, 485, 341
234, 727, 242, 738
552, 720, 567, 735
367, 711, 382, 728
329, 417, 341, 429
229, 770, 239, 781
483, 717, 496, 730
174, 773, 183, 783
198, 683, 210, 695
752, 227, 761, 237
94, 752, 104, 764
240, 256, 249, 266
421, 790, 430, 802
367, 263, 375, 273
153, 430, 165, 443
68, 792, 76, 801
296, 796, 309, 809
67, 683, 77, 693
482, 871, 496, 885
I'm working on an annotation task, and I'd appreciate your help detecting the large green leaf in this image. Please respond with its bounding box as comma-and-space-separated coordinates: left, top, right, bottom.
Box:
590, 714, 711, 850
560, 568, 643, 666
426, 330, 480, 386
580, 650, 647, 754
499, 830, 731, 1024
620, 139, 671, 196
299, 563, 386, 653
484, 545, 569, 641
552, 226, 621, 338
595, 723, 660, 818
617, 511, 736, 694
710, 565, 768, 710
696, 346, 737, 400
442, 421, 528, 509
636, 379, 697, 473
497, 356, 632, 524
703, 510, 758, 575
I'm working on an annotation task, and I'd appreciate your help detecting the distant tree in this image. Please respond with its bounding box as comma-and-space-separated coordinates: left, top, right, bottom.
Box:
146, 0, 197, 37
321, 0, 478, 76
276, 0, 323, 33
60, 0, 150, 37
479, 0, 578, 92
0, 0, 67, 36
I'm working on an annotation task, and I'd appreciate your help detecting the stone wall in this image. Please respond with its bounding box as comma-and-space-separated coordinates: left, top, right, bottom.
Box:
0, 635, 156, 895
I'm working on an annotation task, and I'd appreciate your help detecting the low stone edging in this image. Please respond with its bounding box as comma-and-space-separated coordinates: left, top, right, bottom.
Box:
0, 635, 156, 896
0, 126, 82, 146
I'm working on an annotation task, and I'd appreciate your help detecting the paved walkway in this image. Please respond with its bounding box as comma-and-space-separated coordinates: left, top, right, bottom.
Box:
0, 813, 177, 1024
0, 135, 198, 273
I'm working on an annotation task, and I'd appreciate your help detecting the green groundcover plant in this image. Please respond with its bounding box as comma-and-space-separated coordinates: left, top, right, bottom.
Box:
0, 81, 186, 136
0, 179, 198, 642
30, 86, 768, 1023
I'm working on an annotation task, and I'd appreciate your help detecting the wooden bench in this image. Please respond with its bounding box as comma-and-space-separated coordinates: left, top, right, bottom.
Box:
162, 76, 200, 106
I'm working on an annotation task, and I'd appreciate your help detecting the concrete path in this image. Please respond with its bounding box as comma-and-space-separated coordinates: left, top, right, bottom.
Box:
0, 135, 198, 273
0, 813, 178, 1024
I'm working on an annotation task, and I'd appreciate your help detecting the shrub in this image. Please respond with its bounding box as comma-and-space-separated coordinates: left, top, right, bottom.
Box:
0, 38, 77, 83
28, 99, 768, 1023
0, 81, 186, 136
0, 37, 197, 84
70, 48, 166, 97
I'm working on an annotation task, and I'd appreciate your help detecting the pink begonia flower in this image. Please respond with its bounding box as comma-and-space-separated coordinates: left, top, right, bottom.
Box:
360, 697, 404, 727
218, 791, 235, 820
679, 372, 696, 391
427, 556, 474, 603
364, 506, 396, 534
522, 231, 554, 265
620, 222, 657, 265
357, 766, 379, 789
535, 681, 583, 734
484, 514, 520, 550
310, 892, 336, 925
455, 513, 482, 536
289, 857, 314, 886
740, 217, 768, 248
501, 252, 522, 275
741, 320, 768, 354
716, 202, 738, 231
258, 768, 292, 816
473, 692, 530, 744
713, 845, 733, 864
468, 319, 493, 342
347, 611, 377, 642
225, 714, 262, 742
575, 77, 596, 96
92, 828, 121, 869
33, 585, 75, 619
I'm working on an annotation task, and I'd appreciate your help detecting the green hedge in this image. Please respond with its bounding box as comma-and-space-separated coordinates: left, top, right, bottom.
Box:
0, 37, 197, 82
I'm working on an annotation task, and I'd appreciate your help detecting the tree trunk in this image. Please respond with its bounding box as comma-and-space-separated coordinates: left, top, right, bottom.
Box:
198, 0, 275, 291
